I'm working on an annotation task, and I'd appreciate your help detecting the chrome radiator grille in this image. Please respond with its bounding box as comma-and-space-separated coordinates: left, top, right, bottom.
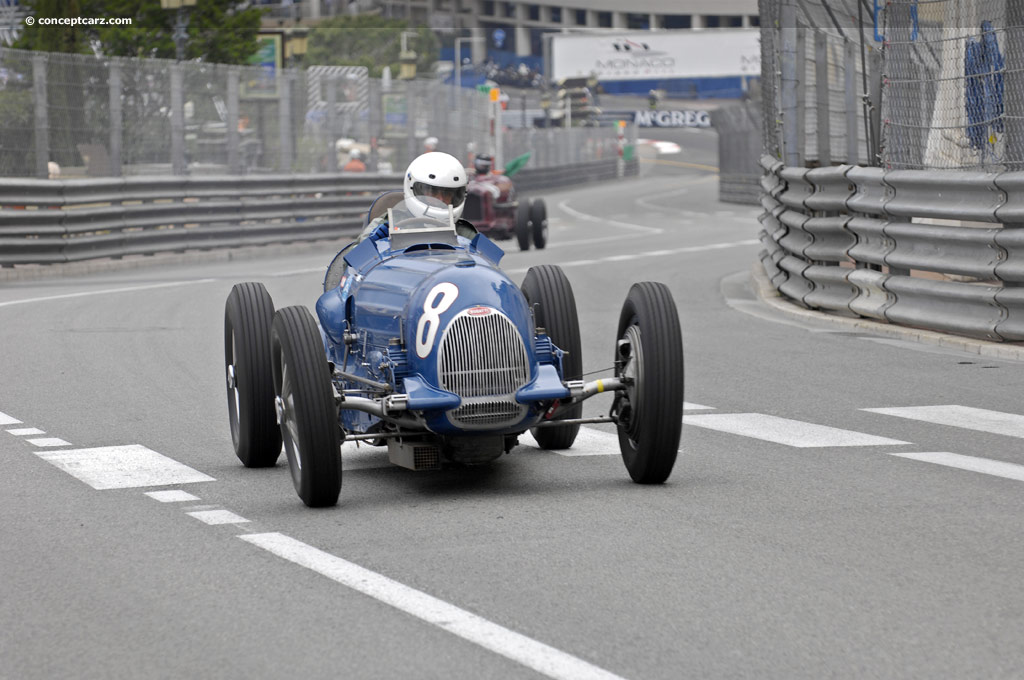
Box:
438, 308, 529, 428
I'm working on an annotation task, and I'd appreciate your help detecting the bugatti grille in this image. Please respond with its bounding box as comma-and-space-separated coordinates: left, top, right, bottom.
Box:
439, 310, 529, 428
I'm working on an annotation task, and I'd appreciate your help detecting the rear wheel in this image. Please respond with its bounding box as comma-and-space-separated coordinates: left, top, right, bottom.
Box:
613, 282, 684, 484
515, 201, 531, 251
271, 306, 342, 507
224, 282, 281, 468
521, 265, 582, 449
530, 199, 548, 249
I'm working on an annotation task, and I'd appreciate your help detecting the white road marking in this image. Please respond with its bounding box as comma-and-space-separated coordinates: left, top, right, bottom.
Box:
684, 402, 714, 411
27, 437, 71, 447
0, 279, 216, 309
504, 239, 759, 275
518, 427, 619, 456
241, 532, 627, 680
187, 509, 250, 525
889, 451, 1024, 483
862, 405, 1024, 439
6, 427, 44, 436
34, 444, 215, 490
557, 201, 663, 234
0, 411, 22, 425
683, 413, 910, 448
145, 489, 201, 503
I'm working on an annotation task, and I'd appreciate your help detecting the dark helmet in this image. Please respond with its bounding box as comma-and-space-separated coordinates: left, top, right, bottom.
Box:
473, 154, 493, 175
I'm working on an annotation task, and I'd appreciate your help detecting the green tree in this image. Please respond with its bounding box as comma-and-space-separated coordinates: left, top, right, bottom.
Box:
15, 0, 264, 64
304, 15, 438, 77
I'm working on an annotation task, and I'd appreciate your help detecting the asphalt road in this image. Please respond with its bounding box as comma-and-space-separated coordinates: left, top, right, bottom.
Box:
4, 129, 1024, 680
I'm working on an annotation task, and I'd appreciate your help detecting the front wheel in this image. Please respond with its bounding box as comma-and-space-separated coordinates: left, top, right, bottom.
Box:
515, 201, 531, 251
529, 199, 548, 249
613, 282, 684, 484
521, 265, 582, 449
271, 306, 342, 507
224, 282, 281, 468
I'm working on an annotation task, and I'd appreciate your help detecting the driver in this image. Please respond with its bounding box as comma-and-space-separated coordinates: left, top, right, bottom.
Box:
472, 154, 493, 176
362, 151, 477, 243
331, 152, 478, 295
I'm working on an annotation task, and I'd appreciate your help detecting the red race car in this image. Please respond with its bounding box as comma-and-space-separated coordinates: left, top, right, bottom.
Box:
463, 155, 547, 251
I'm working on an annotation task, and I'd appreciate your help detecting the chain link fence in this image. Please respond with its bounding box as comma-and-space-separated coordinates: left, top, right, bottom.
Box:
762, 0, 1024, 172
0, 46, 621, 179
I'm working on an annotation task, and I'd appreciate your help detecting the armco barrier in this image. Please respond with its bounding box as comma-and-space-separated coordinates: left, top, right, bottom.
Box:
0, 159, 636, 267
759, 155, 1024, 342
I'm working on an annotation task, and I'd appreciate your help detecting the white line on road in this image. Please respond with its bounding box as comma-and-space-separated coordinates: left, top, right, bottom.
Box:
504, 239, 759, 275
6, 427, 44, 436
27, 437, 71, 447
0, 411, 22, 425
683, 413, 910, 448
188, 509, 250, 525
34, 444, 215, 490
557, 200, 663, 234
241, 533, 628, 680
684, 402, 715, 411
862, 405, 1024, 439
889, 451, 1024, 483
519, 427, 619, 456
0, 279, 217, 309
145, 489, 201, 503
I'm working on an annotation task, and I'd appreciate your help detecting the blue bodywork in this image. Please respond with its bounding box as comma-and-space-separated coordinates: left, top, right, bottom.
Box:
316, 228, 569, 437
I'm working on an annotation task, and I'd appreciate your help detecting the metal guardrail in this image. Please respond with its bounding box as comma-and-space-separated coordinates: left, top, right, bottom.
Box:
759, 154, 1024, 342
0, 159, 636, 267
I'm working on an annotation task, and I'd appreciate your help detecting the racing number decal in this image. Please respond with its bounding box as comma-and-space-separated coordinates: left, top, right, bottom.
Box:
416, 282, 459, 358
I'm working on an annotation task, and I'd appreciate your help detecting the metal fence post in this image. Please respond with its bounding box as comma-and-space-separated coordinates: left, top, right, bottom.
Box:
845, 39, 859, 164
108, 60, 123, 177
780, 1, 801, 167
368, 77, 381, 172
326, 76, 338, 172
278, 71, 293, 172
869, 49, 883, 166
1006, 3, 1024, 172
170, 63, 185, 175
226, 67, 240, 174
31, 53, 49, 179
815, 31, 831, 166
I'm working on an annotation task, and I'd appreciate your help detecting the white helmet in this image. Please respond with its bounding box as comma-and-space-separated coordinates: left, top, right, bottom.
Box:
424, 136, 439, 151
403, 152, 468, 220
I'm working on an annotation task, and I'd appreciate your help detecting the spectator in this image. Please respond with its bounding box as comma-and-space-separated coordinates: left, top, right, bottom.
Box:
424, 136, 439, 153
343, 148, 367, 173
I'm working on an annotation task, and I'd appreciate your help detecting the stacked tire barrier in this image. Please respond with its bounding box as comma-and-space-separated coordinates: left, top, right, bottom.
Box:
0, 159, 637, 267
759, 154, 1024, 342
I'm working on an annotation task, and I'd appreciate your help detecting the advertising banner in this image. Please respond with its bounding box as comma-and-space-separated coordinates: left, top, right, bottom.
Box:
552, 30, 760, 82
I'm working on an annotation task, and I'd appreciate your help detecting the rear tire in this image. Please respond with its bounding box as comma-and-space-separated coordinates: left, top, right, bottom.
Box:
521, 265, 582, 449
613, 282, 684, 484
271, 306, 342, 507
515, 201, 531, 251
530, 199, 548, 249
224, 282, 281, 468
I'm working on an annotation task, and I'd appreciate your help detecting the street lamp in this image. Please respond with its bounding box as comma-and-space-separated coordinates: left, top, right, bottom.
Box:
453, 35, 484, 111
159, 0, 197, 62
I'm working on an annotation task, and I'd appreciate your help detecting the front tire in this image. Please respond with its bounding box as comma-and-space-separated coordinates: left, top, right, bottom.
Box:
521, 265, 583, 449
515, 201, 531, 251
224, 282, 281, 468
529, 199, 548, 249
271, 306, 342, 507
613, 282, 684, 484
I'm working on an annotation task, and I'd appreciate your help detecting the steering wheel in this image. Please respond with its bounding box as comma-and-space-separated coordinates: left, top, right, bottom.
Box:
392, 217, 444, 231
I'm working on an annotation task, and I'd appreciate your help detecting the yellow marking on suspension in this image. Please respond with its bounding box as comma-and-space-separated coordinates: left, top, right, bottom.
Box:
596, 380, 605, 393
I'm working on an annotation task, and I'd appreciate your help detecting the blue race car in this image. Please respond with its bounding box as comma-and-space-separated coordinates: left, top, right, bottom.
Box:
224, 193, 684, 507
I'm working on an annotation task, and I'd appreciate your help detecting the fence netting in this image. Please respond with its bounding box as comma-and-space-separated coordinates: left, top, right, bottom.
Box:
762, 0, 1024, 172
0, 46, 615, 179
